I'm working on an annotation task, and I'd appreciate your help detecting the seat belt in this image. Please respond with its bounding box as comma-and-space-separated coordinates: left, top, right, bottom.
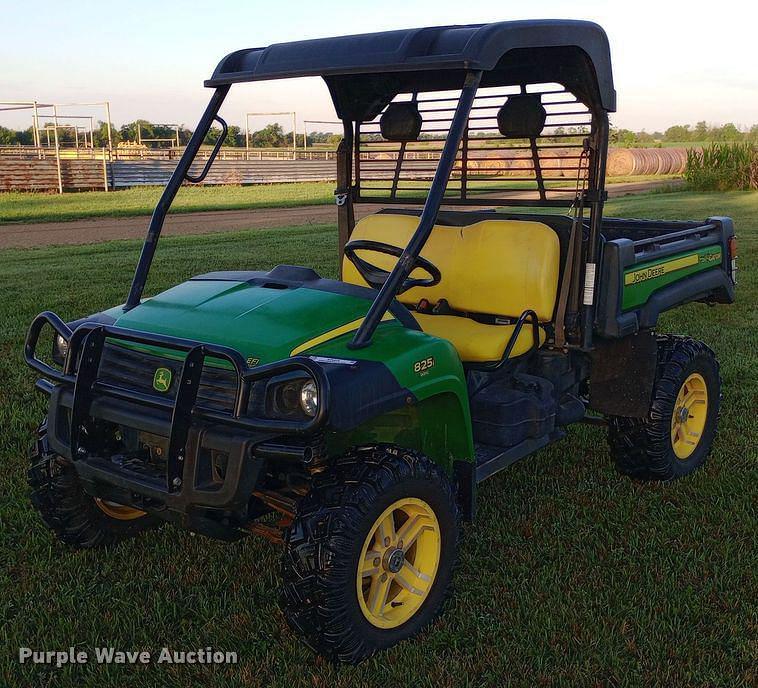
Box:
554, 202, 583, 348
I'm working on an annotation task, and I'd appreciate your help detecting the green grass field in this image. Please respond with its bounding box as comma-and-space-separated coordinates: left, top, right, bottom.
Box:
0, 183, 335, 224
0, 191, 755, 687
1, 177, 680, 225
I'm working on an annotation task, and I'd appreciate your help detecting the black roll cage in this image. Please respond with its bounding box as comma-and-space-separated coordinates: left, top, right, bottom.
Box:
124, 25, 612, 353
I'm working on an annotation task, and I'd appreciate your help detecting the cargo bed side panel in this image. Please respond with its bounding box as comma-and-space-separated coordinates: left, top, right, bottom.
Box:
596, 217, 735, 338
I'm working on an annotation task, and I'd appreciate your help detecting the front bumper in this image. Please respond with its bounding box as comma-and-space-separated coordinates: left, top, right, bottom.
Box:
26, 312, 328, 538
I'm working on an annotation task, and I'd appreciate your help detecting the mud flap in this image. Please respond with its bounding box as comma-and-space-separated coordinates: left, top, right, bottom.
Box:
589, 330, 657, 417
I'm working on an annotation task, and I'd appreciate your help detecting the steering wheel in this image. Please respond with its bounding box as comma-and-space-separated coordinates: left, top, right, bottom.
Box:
344, 239, 441, 293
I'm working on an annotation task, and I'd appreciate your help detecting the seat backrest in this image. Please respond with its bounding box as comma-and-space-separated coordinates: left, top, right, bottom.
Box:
342, 214, 560, 321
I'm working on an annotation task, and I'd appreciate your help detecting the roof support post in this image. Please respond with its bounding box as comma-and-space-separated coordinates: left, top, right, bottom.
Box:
124, 86, 230, 310
580, 110, 609, 349
349, 70, 483, 349
336, 119, 355, 275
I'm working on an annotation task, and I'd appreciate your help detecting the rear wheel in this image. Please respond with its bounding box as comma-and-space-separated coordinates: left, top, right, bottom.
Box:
280, 446, 458, 664
608, 336, 721, 481
28, 423, 159, 548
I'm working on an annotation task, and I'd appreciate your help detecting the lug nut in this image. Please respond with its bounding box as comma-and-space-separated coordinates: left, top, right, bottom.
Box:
172, 477, 182, 488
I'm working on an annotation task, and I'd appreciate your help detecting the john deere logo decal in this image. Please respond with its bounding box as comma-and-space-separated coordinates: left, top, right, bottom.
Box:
153, 367, 172, 392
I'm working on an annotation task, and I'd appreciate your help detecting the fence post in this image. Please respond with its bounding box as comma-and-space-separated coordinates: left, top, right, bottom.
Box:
102, 148, 109, 191
53, 105, 63, 194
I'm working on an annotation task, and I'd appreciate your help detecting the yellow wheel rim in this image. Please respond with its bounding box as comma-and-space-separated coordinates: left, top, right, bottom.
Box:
94, 498, 146, 521
356, 497, 441, 629
670, 372, 708, 459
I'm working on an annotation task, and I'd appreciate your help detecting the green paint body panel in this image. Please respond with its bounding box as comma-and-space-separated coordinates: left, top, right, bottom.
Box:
108, 280, 376, 365
622, 245, 722, 310
305, 326, 474, 471
100, 277, 474, 470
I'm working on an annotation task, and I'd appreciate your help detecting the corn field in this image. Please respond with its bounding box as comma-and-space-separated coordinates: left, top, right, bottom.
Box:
685, 142, 758, 191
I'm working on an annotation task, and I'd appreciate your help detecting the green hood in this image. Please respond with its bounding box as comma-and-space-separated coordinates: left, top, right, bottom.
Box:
110, 274, 386, 365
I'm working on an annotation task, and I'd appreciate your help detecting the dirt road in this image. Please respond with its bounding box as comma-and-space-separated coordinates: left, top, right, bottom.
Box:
0, 180, 681, 250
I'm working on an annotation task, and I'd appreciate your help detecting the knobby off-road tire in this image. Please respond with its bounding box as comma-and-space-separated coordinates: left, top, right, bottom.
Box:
28, 422, 159, 548
281, 446, 459, 664
608, 336, 721, 481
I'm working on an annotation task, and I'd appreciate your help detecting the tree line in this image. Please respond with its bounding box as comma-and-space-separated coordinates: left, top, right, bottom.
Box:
1, 118, 756, 149
0, 120, 340, 148
611, 121, 758, 146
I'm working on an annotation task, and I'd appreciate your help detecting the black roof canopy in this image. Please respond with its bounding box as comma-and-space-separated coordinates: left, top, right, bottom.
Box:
206, 19, 616, 116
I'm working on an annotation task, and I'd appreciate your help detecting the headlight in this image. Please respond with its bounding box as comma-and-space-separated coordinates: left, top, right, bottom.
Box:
299, 380, 318, 417
266, 376, 319, 419
52, 334, 69, 366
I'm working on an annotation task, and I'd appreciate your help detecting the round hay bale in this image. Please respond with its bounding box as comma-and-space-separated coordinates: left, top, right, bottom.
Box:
607, 148, 636, 176
505, 150, 533, 177
490, 158, 513, 177
632, 149, 649, 175
559, 150, 588, 179
656, 148, 673, 175
539, 148, 568, 178
647, 148, 665, 175
630, 148, 653, 176
472, 151, 512, 177
669, 148, 688, 174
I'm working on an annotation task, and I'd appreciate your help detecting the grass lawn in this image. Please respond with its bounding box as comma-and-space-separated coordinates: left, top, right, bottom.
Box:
0, 182, 335, 224
0, 191, 755, 687
0, 177, 680, 225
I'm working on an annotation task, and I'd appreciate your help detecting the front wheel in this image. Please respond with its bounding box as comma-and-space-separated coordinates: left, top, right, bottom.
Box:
280, 446, 458, 664
28, 423, 160, 548
608, 336, 721, 481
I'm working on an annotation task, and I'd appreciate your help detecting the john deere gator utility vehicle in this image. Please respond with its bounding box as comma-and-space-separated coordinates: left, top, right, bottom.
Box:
25, 20, 736, 662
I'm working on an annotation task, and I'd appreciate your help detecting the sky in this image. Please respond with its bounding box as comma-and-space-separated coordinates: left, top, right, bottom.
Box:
2, 0, 756, 135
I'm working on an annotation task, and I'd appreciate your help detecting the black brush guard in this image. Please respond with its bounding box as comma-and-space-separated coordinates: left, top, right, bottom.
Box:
25, 311, 329, 535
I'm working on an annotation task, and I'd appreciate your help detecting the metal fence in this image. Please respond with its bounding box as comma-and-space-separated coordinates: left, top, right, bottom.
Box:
0, 145, 430, 192
0, 142, 689, 193
0, 146, 343, 192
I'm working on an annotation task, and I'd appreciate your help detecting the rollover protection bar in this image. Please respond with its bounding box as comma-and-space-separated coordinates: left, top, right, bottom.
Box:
24, 311, 330, 490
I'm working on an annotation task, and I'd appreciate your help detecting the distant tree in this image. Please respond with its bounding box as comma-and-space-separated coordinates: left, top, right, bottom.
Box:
299, 131, 342, 148
152, 123, 180, 146
204, 125, 222, 145
0, 126, 19, 144
92, 121, 121, 148
693, 120, 709, 141
664, 125, 691, 142
611, 127, 638, 146
19, 127, 35, 145
712, 123, 741, 141
118, 120, 186, 147
120, 119, 151, 143
226, 125, 242, 147
204, 124, 241, 147
249, 123, 287, 148
39, 121, 77, 144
